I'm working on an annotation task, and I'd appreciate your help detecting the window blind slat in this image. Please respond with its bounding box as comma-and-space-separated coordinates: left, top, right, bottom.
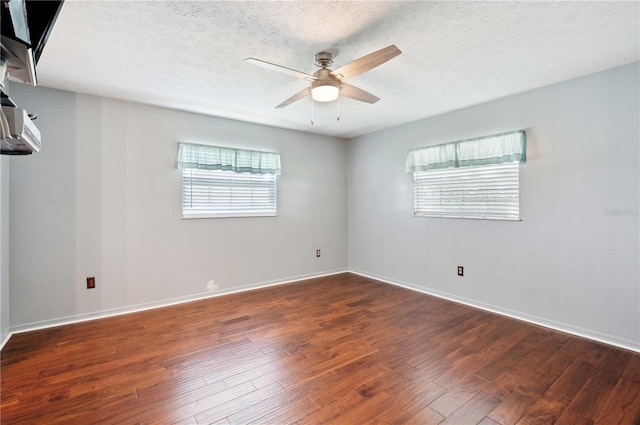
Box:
182, 168, 277, 218
413, 162, 520, 221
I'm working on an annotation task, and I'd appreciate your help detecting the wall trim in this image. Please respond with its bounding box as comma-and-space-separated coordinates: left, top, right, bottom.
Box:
348, 269, 640, 354
3, 268, 638, 354
1, 268, 347, 350
0, 331, 11, 352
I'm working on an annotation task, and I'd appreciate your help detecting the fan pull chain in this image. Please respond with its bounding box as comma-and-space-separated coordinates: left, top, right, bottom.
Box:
310, 96, 314, 126
337, 94, 340, 121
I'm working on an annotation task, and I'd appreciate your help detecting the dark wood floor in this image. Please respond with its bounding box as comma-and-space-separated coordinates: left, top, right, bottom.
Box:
2, 273, 639, 424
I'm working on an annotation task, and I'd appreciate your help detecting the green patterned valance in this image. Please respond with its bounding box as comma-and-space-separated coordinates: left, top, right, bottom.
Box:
177, 142, 281, 175
405, 130, 526, 172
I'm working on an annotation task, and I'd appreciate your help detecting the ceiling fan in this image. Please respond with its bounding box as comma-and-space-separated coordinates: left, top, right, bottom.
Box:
245, 45, 402, 109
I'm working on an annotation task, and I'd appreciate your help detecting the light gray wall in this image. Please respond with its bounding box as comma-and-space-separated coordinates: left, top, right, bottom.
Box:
0, 156, 9, 344
1, 83, 11, 346
348, 63, 640, 350
9, 86, 347, 328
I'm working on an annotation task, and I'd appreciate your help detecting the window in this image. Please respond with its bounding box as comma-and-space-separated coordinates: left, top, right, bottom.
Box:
406, 131, 526, 221
177, 143, 281, 218
182, 168, 277, 218
413, 162, 520, 220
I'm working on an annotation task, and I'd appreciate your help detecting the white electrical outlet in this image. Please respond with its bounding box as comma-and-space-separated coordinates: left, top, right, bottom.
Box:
206, 280, 217, 291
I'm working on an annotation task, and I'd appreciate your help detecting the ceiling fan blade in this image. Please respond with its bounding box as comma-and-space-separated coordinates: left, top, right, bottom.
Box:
276, 87, 312, 108
331, 45, 402, 80
340, 83, 380, 104
245, 58, 317, 81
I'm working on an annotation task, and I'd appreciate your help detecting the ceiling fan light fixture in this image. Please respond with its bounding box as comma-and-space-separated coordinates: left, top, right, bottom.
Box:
246, 45, 401, 109
311, 80, 340, 102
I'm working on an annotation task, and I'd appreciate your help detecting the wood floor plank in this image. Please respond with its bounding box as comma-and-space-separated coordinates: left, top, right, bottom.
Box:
428, 384, 479, 417
135, 376, 209, 403
563, 377, 616, 420
2, 273, 639, 425
589, 348, 632, 385
295, 390, 364, 424
439, 391, 500, 425
201, 349, 290, 385
434, 368, 491, 394
514, 397, 568, 425
487, 389, 537, 425
223, 351, 307, 389
305, 357, 390, 406
368, 380, 448, 424
591, 378, 640, 424
544, 359, 592, 402
482, 363, 536, 401
169, 416, 198, 425
278, 342, 379, 390
477, 417, 502, 425
399, 405, 446, 424
554, 410, 594, 425
559, 337, 610, 365
473, 329, 547, 383
225, 386, 308, 424
620, 354, 640, 383
245, 395, 319, 425
325, 391, 392, 425
193, 381, 285, 424
137, 381, 257, 425
512, 352, 575, 397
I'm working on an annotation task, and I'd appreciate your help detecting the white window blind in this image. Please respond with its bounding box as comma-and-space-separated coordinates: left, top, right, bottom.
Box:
177, 143, 280, 219
413, 162, 520, 220
182, 169, 277, 218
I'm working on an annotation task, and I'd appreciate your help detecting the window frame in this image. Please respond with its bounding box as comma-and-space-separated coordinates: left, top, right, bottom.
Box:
406, 130, 526, 222
177, 142, 281, 220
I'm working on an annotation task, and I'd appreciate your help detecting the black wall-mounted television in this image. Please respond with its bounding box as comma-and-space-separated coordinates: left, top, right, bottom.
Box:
1, 0, 64, 86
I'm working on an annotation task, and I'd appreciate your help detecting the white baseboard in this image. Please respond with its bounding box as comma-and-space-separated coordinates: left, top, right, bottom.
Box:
3, 268, 638, 354
348, 269, 640, 353
0, 330, 11, 352
1, 268, 347, 350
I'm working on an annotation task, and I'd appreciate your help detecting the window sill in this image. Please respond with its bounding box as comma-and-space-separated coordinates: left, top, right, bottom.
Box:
182, 212, 278, 219
413, 213, 521, 221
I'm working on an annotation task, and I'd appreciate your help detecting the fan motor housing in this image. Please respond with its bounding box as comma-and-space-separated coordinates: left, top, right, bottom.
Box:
315, 52, 334, 68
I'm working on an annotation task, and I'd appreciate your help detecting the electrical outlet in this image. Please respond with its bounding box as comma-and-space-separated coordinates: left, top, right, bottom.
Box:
86, 276, 96, 289
457, 266, 464, 277
316, 249, 321, 258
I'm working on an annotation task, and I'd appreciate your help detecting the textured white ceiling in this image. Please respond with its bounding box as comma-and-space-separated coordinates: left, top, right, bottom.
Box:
36, 1, 639, 139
